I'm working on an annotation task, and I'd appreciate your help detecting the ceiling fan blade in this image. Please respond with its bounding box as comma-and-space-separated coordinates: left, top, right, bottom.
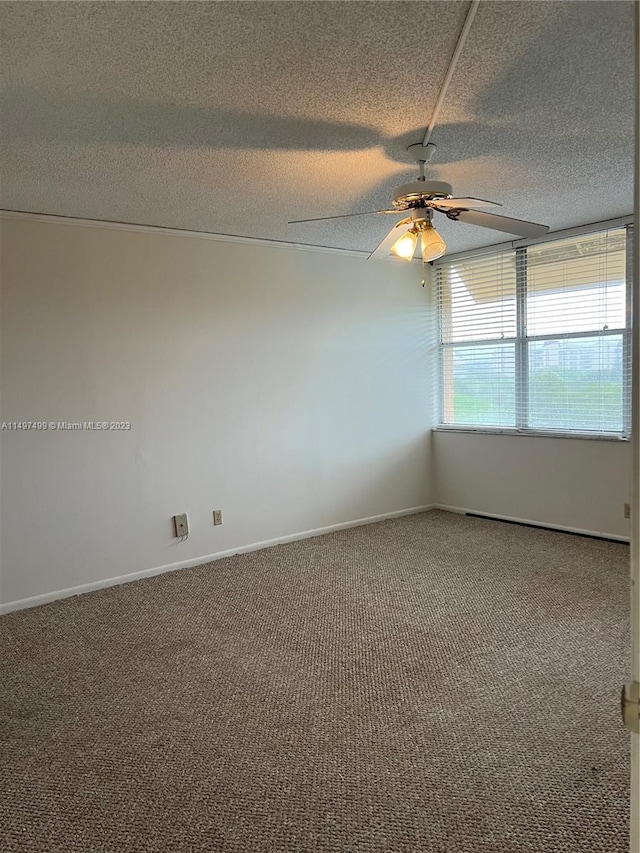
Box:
448, 209, 549, 238
429, 197, 502, 210
288, 209, 397, 224
368, 219, 412, 260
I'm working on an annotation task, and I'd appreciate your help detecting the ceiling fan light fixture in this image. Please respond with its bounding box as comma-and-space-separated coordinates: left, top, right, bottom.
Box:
390, 228, 418, 261
420, 222, 447, 262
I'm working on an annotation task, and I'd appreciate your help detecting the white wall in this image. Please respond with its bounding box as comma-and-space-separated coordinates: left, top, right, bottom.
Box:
434, 430, 631, 539
2, 215, 628, 613
0, 216, 436, 608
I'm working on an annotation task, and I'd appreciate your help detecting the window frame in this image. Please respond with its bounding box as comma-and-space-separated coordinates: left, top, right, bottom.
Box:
435, 221, 633, 441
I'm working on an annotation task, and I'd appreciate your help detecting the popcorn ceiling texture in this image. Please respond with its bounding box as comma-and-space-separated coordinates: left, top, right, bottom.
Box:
0, 1, 635, 254
0, 511, 629, 852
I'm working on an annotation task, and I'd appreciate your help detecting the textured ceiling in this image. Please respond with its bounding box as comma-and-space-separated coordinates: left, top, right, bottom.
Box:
0, 1, 635, 255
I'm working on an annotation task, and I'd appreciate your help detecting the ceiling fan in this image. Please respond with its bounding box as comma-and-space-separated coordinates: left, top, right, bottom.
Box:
288, 143, 549, 262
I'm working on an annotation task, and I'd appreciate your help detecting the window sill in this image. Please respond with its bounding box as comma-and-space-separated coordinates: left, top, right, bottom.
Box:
432, 425, 630, 442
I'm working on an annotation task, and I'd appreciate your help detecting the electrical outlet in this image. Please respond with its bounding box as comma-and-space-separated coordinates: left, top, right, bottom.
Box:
624, 503, 631, 519
174, 513, 189, 537
213, 509, 223, 526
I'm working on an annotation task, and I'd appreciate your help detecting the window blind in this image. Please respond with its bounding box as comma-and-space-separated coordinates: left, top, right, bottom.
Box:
436, 226, 631, 437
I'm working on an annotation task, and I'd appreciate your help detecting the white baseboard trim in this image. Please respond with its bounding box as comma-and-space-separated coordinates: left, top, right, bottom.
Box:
0, 504, 435, 615
434, 503, 630, 543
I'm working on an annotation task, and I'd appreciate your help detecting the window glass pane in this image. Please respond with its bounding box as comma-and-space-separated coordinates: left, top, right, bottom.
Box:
436, 226, 629, 437
526, 230, 626, 336
439, 253, 516, 343
527, 335, 624, 433
442, 343, 515, 427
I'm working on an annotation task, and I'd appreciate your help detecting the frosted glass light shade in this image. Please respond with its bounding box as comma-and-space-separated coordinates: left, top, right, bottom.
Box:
391, 229, 418, 260
421, 225, 446, 261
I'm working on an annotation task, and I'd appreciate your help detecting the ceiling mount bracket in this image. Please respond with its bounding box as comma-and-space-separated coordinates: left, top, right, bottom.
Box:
406, 143, 437, 164
407, 143, 436, 181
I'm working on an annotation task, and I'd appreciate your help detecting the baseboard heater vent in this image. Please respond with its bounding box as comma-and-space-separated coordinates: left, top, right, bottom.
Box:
463, 512, 629, 545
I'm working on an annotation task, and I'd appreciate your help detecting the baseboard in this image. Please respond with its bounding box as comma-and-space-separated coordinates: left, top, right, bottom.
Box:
434, 503, 630, 543
0, 504, 435, 615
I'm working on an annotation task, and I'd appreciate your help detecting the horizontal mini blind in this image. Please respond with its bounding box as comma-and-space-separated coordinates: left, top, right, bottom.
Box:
436, 225, 631, 436
437, 250, 517, 428
522, 228, 629, 434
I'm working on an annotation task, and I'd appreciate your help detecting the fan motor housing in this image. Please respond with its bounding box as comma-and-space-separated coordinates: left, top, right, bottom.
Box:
393, 181, 453, 209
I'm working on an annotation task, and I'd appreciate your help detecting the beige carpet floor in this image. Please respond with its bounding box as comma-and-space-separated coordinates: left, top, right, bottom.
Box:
0, 510, 630, 852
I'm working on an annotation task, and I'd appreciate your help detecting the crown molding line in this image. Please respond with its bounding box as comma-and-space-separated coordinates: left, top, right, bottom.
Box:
2, 209, 633, 266
0, 209, 377, 260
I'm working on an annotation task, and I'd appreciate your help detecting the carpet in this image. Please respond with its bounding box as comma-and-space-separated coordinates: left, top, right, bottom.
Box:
0, 510, 630, 852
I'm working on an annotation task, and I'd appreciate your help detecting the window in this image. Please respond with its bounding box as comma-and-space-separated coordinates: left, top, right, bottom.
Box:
436, 226, 632, 438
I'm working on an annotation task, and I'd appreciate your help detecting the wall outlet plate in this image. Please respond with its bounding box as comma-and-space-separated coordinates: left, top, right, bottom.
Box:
624, 503, 631, 519
213, 510, 223, 526
174, 513, 189, 536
